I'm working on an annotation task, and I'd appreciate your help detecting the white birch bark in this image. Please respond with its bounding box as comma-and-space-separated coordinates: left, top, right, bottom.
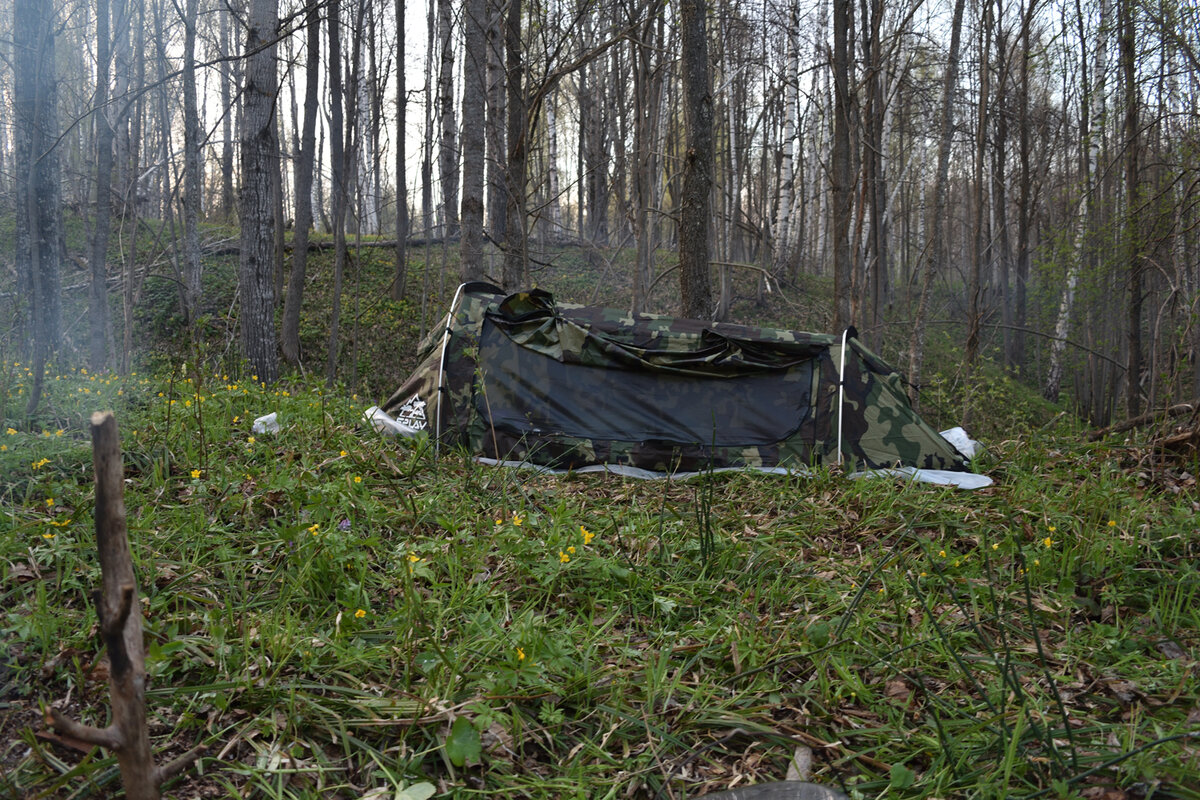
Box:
774, 11, 799, 273
1045, 0, 1108, 401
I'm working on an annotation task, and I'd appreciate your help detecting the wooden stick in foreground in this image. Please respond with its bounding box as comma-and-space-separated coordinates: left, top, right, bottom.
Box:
47, 411, 204, 799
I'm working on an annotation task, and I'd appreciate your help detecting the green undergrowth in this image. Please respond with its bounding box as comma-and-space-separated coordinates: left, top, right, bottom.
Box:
1, 367, 1197, 799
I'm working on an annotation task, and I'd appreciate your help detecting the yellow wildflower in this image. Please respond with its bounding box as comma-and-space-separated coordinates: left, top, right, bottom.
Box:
5, 428, 15, 435
516, 647, 526, 661
55, 429, 64, 437
354, 608, 366, 619
247, 436, 256, 444
308, 523, 320, 535
938, 549, 947, 558
190, 469, 202, 479
1107, 520, 1116, 527
43, 533, 55, 540
1043, 537, 1053, 548
559, 550, 570, 563
354, 476, 362, 484
567, 546, 576, 555
991, 542, 1000, 550
511, 511, 524, 526
581, 526, 595, 545
340, 450, 348, 457
45, 498, 54, 507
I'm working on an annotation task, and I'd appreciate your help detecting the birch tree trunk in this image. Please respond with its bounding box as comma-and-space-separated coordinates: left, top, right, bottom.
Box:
545, 94, 562, 240
1046, 0, 1107, 401
774, 9, 799, 274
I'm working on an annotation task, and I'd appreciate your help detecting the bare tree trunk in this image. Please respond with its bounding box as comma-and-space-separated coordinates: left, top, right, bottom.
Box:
1121, 0, 1142, 417
392, 0, 409, 300
422, 0, 434, 243
181, 0, 203, 325
992, 0, 1014, 373
327, 0, 349, 386
219, 1, 235, 221
120, 2, 145, 374
89, 0, 120, 371
716, 2, 738, 321
437, 0, 459, 238
1047, 0, 1107, 401
862, 0, 889, 347
486, 0, 507, 247
545, 93, 562, 240
460, 0, 487, 281
679, 0, 714, 319
1011, 0, 1034, 374
240, 0, 281, 384
774, 8, 798, 274
501, 0, 527, 289
15, 0, 62, 416
963, 0, 993, 422
907, 0, 966, 406
272, 112, 287, 300
830, 0, 854, 330
629, 4, 665, 314
282, 3, 321, 364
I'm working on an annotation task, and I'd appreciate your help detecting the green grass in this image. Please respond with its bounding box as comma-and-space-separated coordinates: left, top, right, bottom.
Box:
1, 219, 1197, 797
1, 365, 1198, 799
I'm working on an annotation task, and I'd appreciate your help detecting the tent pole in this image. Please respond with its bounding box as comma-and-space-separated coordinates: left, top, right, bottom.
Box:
434, 283, 468, 452
836, 328, 848, 468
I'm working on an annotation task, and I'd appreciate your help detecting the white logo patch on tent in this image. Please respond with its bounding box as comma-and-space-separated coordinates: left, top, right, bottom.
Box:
394, 394, 428, 431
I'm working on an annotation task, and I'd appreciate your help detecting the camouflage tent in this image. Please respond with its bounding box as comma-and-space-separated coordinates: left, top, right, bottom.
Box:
375, 283, 984, 483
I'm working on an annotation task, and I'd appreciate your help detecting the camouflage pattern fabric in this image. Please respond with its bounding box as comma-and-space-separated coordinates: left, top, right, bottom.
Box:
381, 284, 971, 475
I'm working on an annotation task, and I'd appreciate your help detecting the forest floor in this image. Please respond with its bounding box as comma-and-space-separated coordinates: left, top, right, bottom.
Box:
1, 235, 1198, 798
